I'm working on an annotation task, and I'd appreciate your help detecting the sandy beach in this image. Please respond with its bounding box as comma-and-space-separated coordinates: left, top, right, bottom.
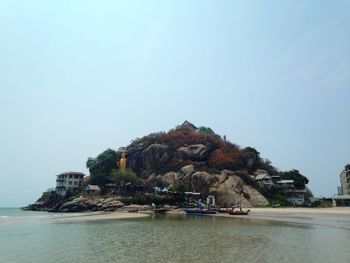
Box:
51, 211, 150, 223
214, 207, 350, 229
49, 207, 350, 229
250, 207, 350, 215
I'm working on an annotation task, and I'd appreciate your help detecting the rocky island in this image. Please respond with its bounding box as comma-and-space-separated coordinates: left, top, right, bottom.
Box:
23, 121, 311, 212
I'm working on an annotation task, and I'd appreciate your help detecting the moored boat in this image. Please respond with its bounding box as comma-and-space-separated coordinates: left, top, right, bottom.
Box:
183, 208, 217, 215
228, 209, 250, 216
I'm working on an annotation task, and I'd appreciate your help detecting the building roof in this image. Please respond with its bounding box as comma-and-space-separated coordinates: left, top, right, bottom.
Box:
56, 171, 85, 177
86, 185, 101, 191
180, 120, 198, 130
277, 180, 294, 184
255, 174, 270, 180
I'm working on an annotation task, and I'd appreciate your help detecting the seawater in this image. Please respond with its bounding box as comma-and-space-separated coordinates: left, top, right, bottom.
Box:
1, 208, 350, 263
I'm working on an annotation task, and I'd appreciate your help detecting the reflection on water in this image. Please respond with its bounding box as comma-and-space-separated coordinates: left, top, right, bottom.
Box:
1, 212, 350, 263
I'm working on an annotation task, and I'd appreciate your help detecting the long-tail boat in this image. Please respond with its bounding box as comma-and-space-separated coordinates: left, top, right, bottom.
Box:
183, 208, 217, 215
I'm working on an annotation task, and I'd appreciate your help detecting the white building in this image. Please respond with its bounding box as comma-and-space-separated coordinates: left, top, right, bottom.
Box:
255, 174, 274, 189
340, 164, 350, 195
55, 172, 85, 196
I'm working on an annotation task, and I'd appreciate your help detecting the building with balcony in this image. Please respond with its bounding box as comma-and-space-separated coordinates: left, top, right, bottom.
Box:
340, 164, 350, 195
285, 189, 306, 205
276, 180, 295, 189
55, 171, 85, 196
255, 173, 274, 189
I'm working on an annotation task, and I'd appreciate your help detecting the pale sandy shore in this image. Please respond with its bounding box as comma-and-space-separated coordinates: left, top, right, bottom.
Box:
250, 207, 350, 215
49, 207, 350, 228
214, 207, 350, 229
51, 211, 150, 222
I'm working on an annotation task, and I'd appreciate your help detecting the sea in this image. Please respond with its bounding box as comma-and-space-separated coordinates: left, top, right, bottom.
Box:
1, 208, 350, 263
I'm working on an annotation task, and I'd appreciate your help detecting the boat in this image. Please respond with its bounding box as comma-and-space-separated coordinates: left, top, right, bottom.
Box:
228, 209, 250, 216
226, 192, 250, 215
183, 208, 217, 215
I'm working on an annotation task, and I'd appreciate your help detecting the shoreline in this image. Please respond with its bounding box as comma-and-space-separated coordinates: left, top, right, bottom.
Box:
249, 207, 350, 215
50, 211, 150, 222
5, 207, 350, 229
49, 207, 350, 224
212, 207, 350, 229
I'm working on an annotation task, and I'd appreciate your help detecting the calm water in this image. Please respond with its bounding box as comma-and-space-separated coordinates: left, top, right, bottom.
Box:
1, 208, 350, 263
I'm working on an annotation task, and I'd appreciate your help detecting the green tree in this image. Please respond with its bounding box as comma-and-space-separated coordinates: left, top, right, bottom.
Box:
110, 169, 141, 185
86, 149, 119, 185
197, 126, 214, 134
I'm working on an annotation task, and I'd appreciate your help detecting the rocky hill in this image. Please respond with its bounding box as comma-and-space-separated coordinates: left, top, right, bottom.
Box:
86, 121, 278, 207
25, 121, 310, 212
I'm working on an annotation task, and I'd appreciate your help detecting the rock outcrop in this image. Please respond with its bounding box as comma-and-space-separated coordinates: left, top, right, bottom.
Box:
147, 166, 268, 207
126, 145, 144, 172
176, 144, 211, 161
49, 196, 125, 212
141, 144, 169, 172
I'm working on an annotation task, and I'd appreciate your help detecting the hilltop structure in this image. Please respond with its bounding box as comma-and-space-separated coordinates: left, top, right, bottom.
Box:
178, 120, 198, 131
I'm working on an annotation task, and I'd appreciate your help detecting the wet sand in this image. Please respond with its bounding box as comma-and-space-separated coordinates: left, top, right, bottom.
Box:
50, 207, 350, 229
250, 207, 350, 215
215, 207, 350, 229
51, 211, 150, 222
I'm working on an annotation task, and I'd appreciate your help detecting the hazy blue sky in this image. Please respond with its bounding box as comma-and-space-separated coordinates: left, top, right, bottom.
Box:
1, 1, 349, 207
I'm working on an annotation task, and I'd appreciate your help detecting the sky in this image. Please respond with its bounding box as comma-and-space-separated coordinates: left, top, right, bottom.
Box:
0, 0, 349, 207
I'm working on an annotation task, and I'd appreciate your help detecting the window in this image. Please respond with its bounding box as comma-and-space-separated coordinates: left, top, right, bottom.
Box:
68, 181, 72, 185
74, 181, 78, 185
69, 175, 73, 179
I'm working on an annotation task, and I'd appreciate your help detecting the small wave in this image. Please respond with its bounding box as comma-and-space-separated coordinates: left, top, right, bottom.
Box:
0, 216, 10, 218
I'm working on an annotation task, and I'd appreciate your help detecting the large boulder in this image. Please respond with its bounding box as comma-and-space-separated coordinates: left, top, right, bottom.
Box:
176, 144, 211, 161
126, 145, 144, 171
59, 196, 88, 212
57, 196, 125, 212
178, 164, 195, 180
141, 144, 170, 171
161, 171, 178, 186
242, 185, 269, 206
190, 171, 219, 193
213, 175, 268, 207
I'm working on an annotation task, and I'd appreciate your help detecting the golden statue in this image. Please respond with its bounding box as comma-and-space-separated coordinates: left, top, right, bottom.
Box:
118, 152, 127, 172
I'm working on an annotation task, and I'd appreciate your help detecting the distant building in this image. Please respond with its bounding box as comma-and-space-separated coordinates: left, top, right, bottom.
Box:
179, 120, 198, 132
275, 179, 307, 205
276, 180, 294, 189
255, 174, 274, 189
270, 174, 281, 181
55, 172, 85, 196
337, 186, 343, 195
340, 164, 350, 195
332, 194, 350, 206
285, 189, 306, 206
